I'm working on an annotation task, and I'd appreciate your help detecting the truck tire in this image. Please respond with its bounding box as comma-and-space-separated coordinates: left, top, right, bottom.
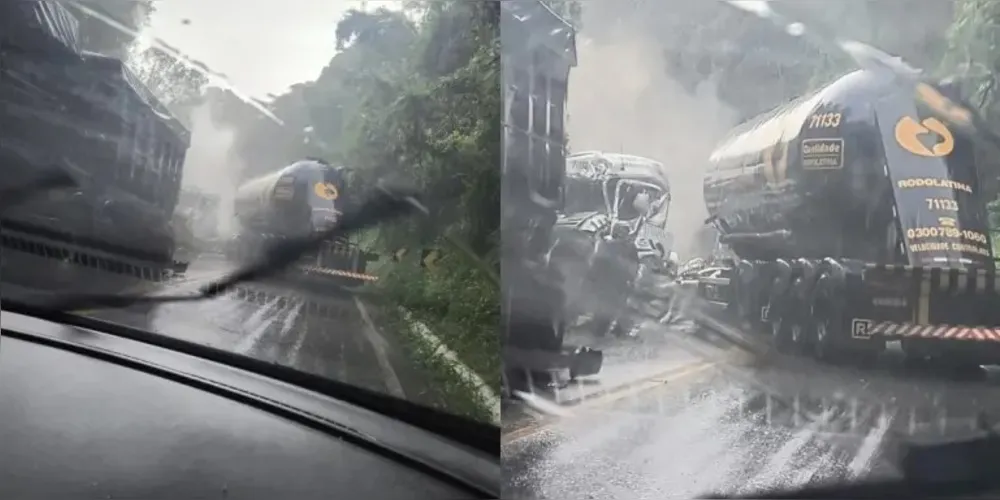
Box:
588, 239, 637, 337
901, 340, 980, 371
810, 279, 842, 362
733, 261, 765, 334
768, 281, 795, 353
506, 265, 566, 352
787, 277, 812, 353
811, 272, 883, 365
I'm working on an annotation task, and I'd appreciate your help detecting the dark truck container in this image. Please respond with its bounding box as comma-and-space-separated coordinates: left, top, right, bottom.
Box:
691, 67, 1000, 366
501, 0, 602, 394
1, 1, 191, 285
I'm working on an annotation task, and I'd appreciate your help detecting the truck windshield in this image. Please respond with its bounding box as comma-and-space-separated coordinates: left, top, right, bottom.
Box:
562, 177, 607, 214
615, 180, 667, 223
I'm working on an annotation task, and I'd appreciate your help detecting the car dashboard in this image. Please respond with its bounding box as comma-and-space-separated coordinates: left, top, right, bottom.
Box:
0, 308, 498, 499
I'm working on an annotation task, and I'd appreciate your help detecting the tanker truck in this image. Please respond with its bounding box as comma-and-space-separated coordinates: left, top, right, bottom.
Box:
226, 158, 379, 290
687, 67, 1000, 367
1, 1, 190, 289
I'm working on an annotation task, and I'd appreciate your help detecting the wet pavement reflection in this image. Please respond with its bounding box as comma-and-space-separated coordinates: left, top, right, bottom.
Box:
503, 325, 1000, 499
3, 251, 434, 406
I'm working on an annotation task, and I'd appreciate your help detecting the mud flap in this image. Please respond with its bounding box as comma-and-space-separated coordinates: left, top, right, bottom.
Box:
568, 346, 603, 378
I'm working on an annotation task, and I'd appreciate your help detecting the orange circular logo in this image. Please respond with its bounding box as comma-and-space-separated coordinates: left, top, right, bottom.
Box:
894, 115, 954, 157
313, 182, 339, 201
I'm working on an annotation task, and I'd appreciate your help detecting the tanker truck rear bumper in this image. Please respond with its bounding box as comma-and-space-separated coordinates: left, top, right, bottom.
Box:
686, 260, 1000, 366
845, 264, 1000, 364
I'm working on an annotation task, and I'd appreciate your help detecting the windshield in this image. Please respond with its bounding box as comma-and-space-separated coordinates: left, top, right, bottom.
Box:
1, 0, 499, 428
562, 177, 607, 215
613, 179, 667, 224
502, 1, 1000, 499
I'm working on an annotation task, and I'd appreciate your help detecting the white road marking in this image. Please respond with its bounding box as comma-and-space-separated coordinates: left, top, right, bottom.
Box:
399, 307, 500, 424
353, 297, 405, 399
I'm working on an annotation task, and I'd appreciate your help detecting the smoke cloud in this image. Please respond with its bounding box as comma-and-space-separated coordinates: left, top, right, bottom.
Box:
567, 5, 739, 260
179, 102, 244, 238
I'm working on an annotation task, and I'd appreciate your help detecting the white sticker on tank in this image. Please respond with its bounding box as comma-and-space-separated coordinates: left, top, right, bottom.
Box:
851, 318, 873, 339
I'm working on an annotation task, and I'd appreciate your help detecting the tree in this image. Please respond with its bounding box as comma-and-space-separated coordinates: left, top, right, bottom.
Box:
939, 0, 1000, 222
129, 44, 210, 126
342, 1, 500, 258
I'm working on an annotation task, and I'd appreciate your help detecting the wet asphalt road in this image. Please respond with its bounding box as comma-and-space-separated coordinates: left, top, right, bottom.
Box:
3, 250, 435, 407
502, 325, 1000, 499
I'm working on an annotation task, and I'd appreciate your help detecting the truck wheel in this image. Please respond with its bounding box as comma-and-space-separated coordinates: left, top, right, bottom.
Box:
811, 304, 840, 362
813, 301, 883, 366
730, 278, 754, 331
734, 263, 767, 335
787, 278, 813, 353
901, 340, 977, 372
769, 301, 794, 353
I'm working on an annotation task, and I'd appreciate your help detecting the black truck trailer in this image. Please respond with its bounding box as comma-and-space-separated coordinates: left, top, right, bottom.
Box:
501, 0, 602, 394
690, 67, 1000, 366
1, 1, 191, 288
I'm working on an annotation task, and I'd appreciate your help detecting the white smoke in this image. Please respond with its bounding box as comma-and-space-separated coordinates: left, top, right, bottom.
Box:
179, 102, 243, 239
567, 7, 740, 260
121, 27, 245, 242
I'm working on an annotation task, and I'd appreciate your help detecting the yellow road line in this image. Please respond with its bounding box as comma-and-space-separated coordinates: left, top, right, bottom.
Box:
502, 361, 718, 446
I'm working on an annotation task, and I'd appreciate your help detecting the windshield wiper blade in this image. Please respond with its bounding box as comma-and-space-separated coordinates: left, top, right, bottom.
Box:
0, 170, 76, 212
33, 183, 424, 313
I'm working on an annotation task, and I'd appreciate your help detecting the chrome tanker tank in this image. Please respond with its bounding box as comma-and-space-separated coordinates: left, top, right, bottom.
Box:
228, 159, 376, 288
704, 69, 993, 268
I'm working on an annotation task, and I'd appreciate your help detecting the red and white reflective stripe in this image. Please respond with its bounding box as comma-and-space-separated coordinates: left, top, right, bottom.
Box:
299, 265, 379, 282
870, 321, 1000, 342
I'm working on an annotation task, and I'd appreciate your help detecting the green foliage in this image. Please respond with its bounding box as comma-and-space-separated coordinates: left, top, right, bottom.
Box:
340, 2, 499, 417
941, 0, 1000, 122
130, 45, 210, 125
339, 2, 500, 262
988, 198, 1000, 228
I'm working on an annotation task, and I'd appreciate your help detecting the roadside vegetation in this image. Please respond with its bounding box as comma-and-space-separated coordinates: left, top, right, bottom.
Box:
211, 2, 500, 421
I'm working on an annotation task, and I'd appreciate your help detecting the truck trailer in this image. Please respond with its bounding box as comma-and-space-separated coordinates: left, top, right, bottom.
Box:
690, 67, 1000, 367
1, 1, 191, 287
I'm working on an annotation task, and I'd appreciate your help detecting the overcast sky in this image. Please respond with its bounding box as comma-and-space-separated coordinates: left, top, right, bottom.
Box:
145, 0, 399, 99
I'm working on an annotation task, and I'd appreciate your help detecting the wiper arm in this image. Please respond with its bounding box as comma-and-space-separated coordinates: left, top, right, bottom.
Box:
21, 183, 424, 313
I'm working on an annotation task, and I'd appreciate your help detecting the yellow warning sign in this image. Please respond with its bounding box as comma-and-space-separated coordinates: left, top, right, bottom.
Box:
421, 249, 442, 269
894, 115, 954, 157
313, 182, 339, 201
